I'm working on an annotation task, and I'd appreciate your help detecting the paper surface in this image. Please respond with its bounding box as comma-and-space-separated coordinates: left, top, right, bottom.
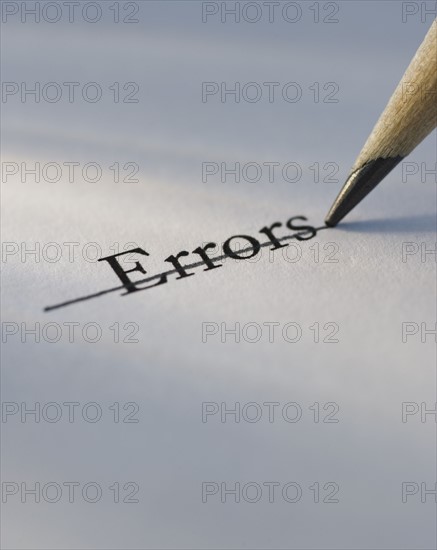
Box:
1, 2, 436, 549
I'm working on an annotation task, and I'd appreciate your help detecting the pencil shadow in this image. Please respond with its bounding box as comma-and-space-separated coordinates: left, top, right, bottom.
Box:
338, 213, 436, 234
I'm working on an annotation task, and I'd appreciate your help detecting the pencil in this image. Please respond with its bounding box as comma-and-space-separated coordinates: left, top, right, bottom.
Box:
325, 19, 437, 227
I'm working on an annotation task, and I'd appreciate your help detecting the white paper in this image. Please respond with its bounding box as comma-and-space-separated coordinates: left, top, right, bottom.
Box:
1, 2, 436, 549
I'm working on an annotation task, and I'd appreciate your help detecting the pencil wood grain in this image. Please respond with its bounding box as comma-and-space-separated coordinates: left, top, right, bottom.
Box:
353, 18, 436, 167
325, 20, 437, 226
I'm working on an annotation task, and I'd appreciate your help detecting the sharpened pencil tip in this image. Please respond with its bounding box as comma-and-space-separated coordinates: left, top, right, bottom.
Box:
324, 156, 403, 226
324, 216, 337, 228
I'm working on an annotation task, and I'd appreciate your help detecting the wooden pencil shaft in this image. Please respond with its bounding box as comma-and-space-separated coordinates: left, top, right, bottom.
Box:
352, 19, 437, 170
